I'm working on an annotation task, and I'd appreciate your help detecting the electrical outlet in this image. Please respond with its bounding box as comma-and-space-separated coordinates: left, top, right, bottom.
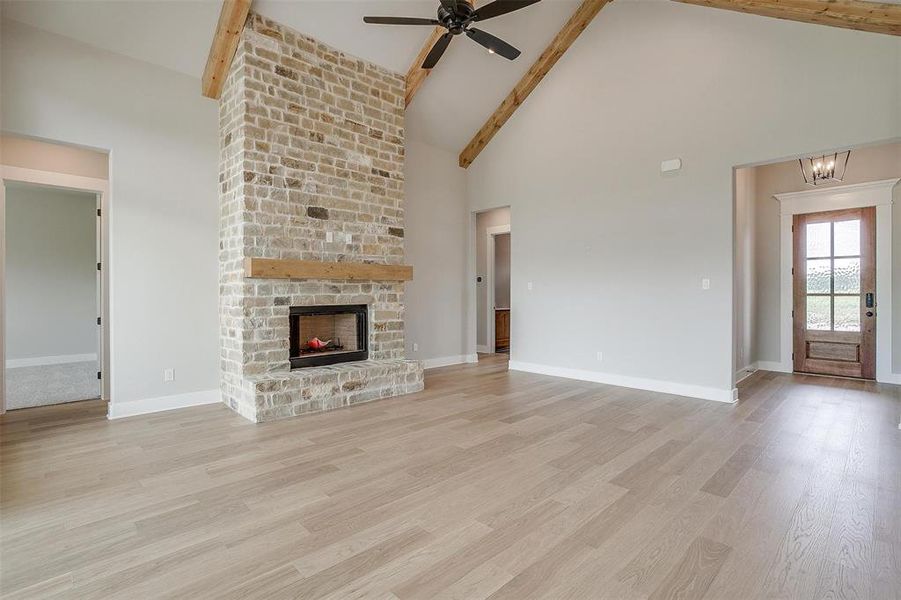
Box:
412, 343, 419, 352
326, 231, 334, 243
164, 368, 175, 382
702, 278, 711, 290
527, 281, 533, 291
596, 351, 603, 362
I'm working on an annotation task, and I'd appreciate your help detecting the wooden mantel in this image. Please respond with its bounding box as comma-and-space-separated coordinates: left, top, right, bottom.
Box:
244, 258, 413, 281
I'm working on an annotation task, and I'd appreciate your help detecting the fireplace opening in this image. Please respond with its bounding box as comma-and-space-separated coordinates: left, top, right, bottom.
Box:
289, 304, 368, 368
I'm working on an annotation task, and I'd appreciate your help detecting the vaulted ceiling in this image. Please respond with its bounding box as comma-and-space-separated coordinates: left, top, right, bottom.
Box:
3, 0, 899, 157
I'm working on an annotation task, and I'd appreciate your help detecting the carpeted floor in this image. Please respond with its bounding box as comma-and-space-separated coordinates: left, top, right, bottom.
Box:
5, 361, 100, 410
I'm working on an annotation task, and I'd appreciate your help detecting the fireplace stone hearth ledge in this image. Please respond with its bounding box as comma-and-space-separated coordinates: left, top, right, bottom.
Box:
218, 14, 424, 423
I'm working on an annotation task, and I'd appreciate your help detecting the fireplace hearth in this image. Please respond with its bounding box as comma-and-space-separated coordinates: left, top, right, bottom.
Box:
289, 305, 368, 368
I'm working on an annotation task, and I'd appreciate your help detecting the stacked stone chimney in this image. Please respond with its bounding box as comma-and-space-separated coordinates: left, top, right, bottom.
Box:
218, 13, 423, 422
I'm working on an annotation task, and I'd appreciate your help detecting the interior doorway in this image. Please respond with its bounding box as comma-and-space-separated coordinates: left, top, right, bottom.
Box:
1, 136, 110, 415
792, 207, 875, 378
473, 206, 511, 357
488, 229, 511, 353
3, 182, 101, 408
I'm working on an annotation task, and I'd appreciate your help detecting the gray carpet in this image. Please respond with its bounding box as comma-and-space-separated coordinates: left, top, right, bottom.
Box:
6, 361, 100, 410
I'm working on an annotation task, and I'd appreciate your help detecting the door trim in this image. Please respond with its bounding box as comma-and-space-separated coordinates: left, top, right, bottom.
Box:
775, 178, 899, 383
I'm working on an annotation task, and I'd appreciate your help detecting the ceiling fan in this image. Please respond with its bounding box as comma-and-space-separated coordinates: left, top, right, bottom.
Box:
363, 0, 541, 69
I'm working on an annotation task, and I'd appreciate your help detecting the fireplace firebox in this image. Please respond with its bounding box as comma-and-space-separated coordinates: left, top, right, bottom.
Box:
289, 304, 368, 368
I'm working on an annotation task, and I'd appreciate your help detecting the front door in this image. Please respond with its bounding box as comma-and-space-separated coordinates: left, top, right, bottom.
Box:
793, 207, 875, 379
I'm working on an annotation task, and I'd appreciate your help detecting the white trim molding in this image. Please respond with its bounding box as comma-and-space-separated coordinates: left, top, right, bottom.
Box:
107, 389, 221, 419
422, 354, 479, 369
7, 353, 97, 369
775, 178, 898, 383
509, 360, 737, 404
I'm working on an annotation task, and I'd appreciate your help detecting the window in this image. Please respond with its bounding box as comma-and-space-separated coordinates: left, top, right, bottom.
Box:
805, 219, 861, 332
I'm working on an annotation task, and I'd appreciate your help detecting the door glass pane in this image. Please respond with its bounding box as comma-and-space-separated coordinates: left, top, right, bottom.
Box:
806, 259, 831, 293
834, 258, 860, 293
806, 296, 831, 330
834, 219, 860, 256
834, 296, 861, 332
806, 222, 831, 258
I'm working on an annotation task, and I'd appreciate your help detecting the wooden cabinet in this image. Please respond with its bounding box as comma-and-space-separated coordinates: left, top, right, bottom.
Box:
495, 309, 510, 351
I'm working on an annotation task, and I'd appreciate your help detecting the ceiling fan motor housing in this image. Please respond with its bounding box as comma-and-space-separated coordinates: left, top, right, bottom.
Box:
439, 1, 475, 34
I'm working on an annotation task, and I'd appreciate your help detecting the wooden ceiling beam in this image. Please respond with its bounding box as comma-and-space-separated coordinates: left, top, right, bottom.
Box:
458, 0, 611, 168
672, 0, 901, 36
202, 0, 253, 100
405, 26, 448, 107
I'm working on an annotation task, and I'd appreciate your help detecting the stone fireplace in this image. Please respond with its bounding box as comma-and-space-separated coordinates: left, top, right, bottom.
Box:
218, 13, 424, 422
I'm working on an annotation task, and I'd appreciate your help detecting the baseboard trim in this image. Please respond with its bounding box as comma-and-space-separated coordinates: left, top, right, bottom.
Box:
508, 360, 737, 404
735, 363, 758, 384
476, 345, 490, 354
756, 360, 792, 373
108, 389, 221, 420
6, 353, 97, 369
423, 354, 479, 369
877, 372, 901, 385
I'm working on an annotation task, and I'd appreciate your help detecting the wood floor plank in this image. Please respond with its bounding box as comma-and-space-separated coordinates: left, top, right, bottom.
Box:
1, 355, 898, 599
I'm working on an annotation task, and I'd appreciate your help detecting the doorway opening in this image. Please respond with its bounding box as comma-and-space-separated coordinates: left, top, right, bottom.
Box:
732, 139, 899, 387
473, 207, 511, 360
1, 136, 110, 414
3, 183, 100, 409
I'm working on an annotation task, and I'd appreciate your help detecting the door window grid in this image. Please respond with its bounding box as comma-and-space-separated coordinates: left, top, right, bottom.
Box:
806, 219, 861, 332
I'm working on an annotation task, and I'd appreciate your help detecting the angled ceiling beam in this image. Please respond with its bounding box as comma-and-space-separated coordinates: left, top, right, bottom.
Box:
672, 0, 901, 36
405, 1, 483, 107
458, 0, 610, 168
202, 0, 253, 99
406, 26, 447, 107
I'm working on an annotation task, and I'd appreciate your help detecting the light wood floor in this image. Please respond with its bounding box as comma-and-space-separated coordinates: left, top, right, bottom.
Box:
1, 355, 899, 599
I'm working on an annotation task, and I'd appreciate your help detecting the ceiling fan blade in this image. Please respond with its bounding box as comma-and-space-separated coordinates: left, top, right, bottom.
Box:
472, 0, 541, 22
363, 16, 441, 25
422, 32, 454, 69
465, 28, 521, 60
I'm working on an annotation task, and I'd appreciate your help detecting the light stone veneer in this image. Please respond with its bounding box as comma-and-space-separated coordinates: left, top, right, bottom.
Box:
219, 13, 423, 422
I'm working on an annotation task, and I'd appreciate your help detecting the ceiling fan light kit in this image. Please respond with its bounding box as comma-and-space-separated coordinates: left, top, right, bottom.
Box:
363, 0, 541, 69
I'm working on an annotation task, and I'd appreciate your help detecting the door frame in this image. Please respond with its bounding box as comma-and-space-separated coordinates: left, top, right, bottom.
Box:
0, 166, 111, 414
486, 224, 511, 354
775, 178, 899, 383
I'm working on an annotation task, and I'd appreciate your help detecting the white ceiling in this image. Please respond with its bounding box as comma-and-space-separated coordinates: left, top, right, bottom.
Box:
0, 0, 582, 152
6, 0, 894, 152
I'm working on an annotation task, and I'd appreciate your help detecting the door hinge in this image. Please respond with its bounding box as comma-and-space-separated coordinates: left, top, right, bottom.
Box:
97, 262, 102, 271
97, 316, 102, 325
791, 267, 794, 275
97, 208, 101, 217
97, 371, 102, 380
791, 353, 795, 360
791, 310, 794, 318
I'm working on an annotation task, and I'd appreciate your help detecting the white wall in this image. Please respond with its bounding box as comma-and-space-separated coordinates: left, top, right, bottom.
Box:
5, 185, 97, 361
466, 1, 899, 398
404, 139, 470, 366
475, 207, 510, 348
752, 142, 901, 373
1, 20, 219, 409
733, 167, 756, 379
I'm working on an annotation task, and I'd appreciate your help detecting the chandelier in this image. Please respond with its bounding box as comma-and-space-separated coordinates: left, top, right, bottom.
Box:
799, 150, 850, 186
